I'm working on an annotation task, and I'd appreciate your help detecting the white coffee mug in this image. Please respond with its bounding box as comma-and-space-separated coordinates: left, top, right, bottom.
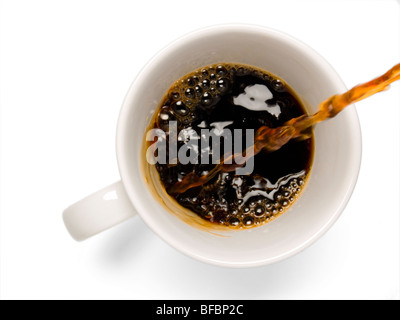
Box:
63, 24, 362, 268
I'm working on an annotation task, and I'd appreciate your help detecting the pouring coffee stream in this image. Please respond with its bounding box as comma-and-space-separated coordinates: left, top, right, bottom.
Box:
168, 63, 400, 194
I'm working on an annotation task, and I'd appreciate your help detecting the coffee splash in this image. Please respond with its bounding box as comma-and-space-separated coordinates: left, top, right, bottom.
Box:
169, 63, 400, 194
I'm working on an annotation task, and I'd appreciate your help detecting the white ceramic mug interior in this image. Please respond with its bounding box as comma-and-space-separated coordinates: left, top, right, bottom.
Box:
114, 24, 362, 267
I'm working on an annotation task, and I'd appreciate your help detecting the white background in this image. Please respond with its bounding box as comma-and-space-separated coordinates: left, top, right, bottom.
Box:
1, 0, 399, 300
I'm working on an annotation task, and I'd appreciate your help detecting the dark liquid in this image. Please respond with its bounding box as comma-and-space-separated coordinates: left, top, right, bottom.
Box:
150, 63, 313, 228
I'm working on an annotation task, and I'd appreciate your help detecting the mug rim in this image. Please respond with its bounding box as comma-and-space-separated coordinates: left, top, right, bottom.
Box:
116, 23, 362, 267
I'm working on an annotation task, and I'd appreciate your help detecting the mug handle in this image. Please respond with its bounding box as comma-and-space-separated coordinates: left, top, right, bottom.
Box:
63, 181, 137, 241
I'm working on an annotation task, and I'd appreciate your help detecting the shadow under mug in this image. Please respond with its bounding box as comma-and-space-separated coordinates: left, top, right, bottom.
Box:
63, 24, 362, 268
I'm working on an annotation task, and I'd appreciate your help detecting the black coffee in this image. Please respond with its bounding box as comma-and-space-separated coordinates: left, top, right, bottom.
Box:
148, 63, 313, 228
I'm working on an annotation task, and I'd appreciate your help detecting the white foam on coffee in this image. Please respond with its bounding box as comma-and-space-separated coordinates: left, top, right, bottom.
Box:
233, 84, 281, 117
209, 121, 234, 135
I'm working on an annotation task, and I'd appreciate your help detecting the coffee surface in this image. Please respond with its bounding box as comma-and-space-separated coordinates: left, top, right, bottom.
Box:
150, 63, 314, 228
